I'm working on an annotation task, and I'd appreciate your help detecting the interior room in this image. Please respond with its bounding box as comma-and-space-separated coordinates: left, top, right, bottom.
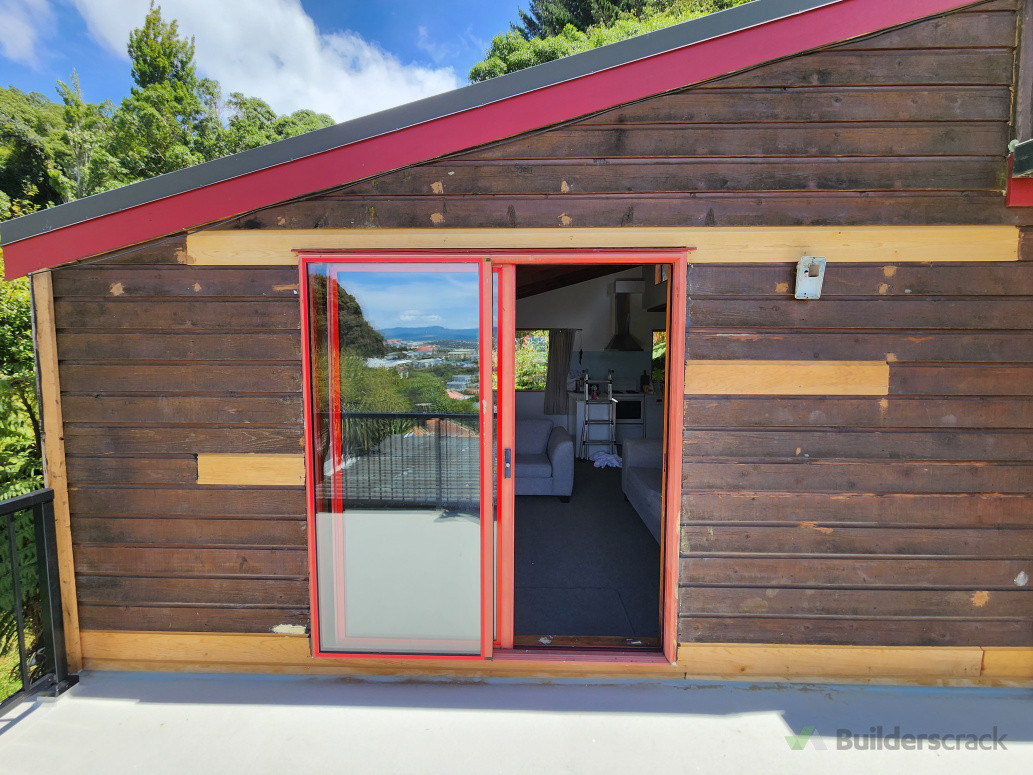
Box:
510, 263, 670, 647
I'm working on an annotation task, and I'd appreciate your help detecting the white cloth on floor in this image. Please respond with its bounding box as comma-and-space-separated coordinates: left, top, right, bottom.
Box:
590, 452, 622, 469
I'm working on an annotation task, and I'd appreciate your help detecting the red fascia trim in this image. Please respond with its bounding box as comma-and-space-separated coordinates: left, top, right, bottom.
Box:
3, 0, 974, 279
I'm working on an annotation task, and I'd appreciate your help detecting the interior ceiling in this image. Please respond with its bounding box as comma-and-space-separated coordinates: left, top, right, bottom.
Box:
515, 265, 633, 299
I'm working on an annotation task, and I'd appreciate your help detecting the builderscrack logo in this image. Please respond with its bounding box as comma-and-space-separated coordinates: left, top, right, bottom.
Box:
785, 726, 1008, 751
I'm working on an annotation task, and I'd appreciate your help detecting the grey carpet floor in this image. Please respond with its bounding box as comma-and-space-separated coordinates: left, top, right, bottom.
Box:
513, 460, 661, 638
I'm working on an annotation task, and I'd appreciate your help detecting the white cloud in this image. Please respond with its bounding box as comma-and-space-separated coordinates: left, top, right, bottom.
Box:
399, 310, 442, 324
67, 0, 460, 122
0, 0, 56, 67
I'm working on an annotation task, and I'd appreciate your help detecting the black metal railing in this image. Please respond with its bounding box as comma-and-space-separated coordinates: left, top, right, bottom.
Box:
317, 412, 480, 510
0, 489, 75, 711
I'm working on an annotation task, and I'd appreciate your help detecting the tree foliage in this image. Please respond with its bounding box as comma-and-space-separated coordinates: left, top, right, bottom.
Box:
473, 0, 754, 81
514, 0, 648, 39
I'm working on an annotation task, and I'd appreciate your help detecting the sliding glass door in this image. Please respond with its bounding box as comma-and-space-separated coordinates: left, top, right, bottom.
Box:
301, 257, 493, 657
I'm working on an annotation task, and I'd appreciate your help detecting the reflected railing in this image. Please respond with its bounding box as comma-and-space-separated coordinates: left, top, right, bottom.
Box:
318, 412, 480, 511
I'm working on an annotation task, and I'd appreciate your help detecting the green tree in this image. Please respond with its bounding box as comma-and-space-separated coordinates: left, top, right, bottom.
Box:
0, 87, 70, 216
514, 0, 648, 39
109, 3, 206, 180
473, 0, 753, 81
56, 72, 117, 198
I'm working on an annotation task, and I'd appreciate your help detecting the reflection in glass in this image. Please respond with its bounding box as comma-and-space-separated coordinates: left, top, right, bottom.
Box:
306, 263, 481, 654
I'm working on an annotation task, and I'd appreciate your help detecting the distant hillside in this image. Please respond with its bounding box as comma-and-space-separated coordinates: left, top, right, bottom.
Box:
379, 326, 479, 342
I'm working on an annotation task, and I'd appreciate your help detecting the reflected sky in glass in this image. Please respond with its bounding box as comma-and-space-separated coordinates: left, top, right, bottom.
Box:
334, 265, 479, 332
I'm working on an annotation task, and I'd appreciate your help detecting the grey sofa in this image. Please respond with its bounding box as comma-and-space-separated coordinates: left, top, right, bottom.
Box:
622, 438, 662, 542
514, 419, 574, 500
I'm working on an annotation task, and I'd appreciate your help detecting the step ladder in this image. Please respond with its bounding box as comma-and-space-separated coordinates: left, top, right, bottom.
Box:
580, 378, 616, 458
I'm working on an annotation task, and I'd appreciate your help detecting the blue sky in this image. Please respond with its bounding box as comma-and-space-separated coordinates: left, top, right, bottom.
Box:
0, 1, 517, 121
336, 266, 480, 331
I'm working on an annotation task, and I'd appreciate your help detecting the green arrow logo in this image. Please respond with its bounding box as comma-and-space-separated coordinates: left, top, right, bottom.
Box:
785, 726, 816, 750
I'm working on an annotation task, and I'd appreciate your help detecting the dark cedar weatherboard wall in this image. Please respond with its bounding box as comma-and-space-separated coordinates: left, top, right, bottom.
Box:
52, 0, 1032, 643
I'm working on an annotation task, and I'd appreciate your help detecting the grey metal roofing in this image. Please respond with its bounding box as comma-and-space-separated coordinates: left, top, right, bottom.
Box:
0, 0, 840, 247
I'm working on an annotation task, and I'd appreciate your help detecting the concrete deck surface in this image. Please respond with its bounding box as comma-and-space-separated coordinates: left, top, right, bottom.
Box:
1, 671, 1031, 774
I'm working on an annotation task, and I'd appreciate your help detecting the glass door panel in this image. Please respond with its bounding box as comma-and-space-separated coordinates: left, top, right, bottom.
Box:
303, 260, 488, 655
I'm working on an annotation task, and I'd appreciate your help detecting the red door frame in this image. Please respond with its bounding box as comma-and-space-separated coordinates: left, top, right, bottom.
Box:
298, 248, 690, 664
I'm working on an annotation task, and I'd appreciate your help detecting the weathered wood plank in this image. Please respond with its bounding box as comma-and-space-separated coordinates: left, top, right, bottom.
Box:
66, 457, 198, 485
680, 491, 1031, 526
583, 86, 1012, 124
702, 49, 1014, 89
687, 263, 1033, 297
891, 365, 1033, 396
59, 364, 302, 394
52, 267, 300, 298
77, 576, 308, 607
679, 616, 1032, 646
63, 427, 304, 455
679, 556, 1033, 588
833, 10, 1018, 50
61, 395, 302, 425
686, 331, 1033, 362
77, 605, 309, 633
54, 300, 299, 330
682, 396, 1033, 429
680, 460, 1033, 495
680, 525, 1033, 556
72, 517, 306, 547
688, 298, 1033, 329
74, 545, 308, 576
351, 157, 1005, 195
681, 429, 1033, 461
57, 332, 301, 361
681, 587, 1033, 618
68, 487, 305, 517
458, 122, 1010, 161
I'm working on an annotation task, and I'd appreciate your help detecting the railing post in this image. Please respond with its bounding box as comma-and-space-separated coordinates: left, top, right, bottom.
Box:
34, 495, 70, 687
5, 510, 30, 692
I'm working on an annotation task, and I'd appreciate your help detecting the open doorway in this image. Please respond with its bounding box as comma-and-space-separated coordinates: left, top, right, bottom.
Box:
505, 263, 672, 649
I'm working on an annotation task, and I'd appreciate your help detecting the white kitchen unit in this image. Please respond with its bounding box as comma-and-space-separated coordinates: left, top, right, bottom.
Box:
643, 394, 664, 439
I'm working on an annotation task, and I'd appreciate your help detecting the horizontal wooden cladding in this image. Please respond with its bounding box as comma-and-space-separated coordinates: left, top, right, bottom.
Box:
891, 365, 1033, 395
69, 487, 304, 517
698, 50, 1014, 90
683, 397, 1033, 428
59, 364, 302, 394
683, 360, 888, 396
75, 545, 307, 576
196, 454, 305, 486
681, 461, 1033, 496
687, 262, 1033, 297
58, 332, 301, 361
831, 9, 1017, 51
465, 122, 1009, 161
680, 587, 1033, 618
73, 516, 306, 546
53, 299, 299, 330
64, 427, 303, 455
83, 236, 189, 266
581, 86, 1012, 125
687, 331, 1033, 361
679, 616, 1032, 647
681, 492, 1031, 526
680, 525, 1033, 557
688, 298, 1033, 329
187, 226, 1020, 266
681, 556, 1032, 588
77, 576, 307, 607
221, 191, 1033, 231
682, 428, 1033, 461
52, 266, 300, 298
346, 156, 1005, 196
77, 606, 309, 633
62, 395, 301, 425
73, 631, 1033, 684
67, 457, 198, 485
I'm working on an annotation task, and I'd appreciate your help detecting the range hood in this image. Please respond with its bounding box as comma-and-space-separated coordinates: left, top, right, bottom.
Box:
605, 281, 643, 351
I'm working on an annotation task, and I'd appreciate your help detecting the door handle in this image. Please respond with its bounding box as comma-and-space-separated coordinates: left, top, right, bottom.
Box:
504, 448, 512, 479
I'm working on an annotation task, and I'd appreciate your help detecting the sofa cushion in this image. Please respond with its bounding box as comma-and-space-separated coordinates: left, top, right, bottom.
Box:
515, 419, 553, 455
625, 466, 662, 542
515, 453, 553, 478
